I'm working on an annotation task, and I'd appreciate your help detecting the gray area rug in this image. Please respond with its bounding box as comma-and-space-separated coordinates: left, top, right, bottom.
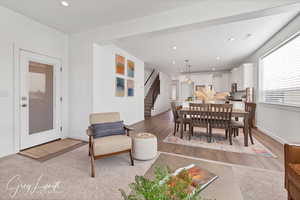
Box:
0, 145, 286, 200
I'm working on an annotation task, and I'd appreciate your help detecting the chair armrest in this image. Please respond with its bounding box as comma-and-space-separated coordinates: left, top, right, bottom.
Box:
86, 126, 95, 137
124, 125, 134, 131
285, 144, 300, 165
124, 125, 134, 136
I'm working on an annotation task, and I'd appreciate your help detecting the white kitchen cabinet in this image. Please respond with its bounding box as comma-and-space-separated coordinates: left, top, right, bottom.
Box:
230, 63, 254, 90
242, 63, 254, 88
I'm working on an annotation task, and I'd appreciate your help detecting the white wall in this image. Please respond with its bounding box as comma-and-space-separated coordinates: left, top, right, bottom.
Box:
171, 80, 180, 100
213, 72, 230, 92
177, 72, 230, 100
69, 38, 93, 142
244, 14, 300, 143
92, 44, 144, 132
242, 63, 254, 88
0, 6, 69, 157
190, 74, 213, 88
69, 43, 145, 141
151, 72, 172, 116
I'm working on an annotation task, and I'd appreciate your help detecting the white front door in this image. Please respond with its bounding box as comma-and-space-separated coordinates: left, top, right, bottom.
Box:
20, 50, 62, 150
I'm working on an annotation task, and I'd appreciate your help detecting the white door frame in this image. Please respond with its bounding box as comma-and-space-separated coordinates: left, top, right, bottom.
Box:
13, 47, 63, 151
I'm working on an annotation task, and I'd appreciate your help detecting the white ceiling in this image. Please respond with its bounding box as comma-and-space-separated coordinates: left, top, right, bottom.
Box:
0, 0, 200, 33
114, 11, 299, 74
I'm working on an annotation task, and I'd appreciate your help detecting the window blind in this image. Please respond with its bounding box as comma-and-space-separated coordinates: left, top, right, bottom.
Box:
260, 34, 300, 107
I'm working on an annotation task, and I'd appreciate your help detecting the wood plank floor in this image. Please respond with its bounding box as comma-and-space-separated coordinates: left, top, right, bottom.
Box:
131, 111, 284, 172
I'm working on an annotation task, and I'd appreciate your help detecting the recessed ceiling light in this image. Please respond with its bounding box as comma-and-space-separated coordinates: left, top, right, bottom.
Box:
61, 1, 69, 7
172, 60, 176, 65
216, 56, 221, 60
172, 46, 177, 50
228, 37, 235, 42
246, 33, 253, 38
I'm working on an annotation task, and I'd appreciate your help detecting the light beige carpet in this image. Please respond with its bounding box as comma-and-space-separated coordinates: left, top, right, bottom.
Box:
164, 128, 276, 158
0, 144, 157, 200
0, 145, 286, 200
19, 138, 84, 161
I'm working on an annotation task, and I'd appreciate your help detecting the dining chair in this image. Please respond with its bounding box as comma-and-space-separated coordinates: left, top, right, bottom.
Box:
188, 104, 210, 141
232, 102, 256, 145
209, 104, 233, 144
170, 102, 186, 136
189, 103, 204, 110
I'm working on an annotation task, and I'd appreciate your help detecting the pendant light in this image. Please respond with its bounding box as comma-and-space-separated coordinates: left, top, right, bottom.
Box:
184, 60, 193, 84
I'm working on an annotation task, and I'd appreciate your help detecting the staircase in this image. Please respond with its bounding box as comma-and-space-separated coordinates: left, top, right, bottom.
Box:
144, 71, 160, 118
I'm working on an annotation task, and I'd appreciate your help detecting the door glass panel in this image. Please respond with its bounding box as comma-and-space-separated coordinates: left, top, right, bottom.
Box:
29, 61, 54, 134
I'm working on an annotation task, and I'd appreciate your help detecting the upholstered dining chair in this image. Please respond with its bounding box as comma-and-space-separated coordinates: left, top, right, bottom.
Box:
86, 112, 134, 177
209, 104, 233, 144
232, 102, 256, 145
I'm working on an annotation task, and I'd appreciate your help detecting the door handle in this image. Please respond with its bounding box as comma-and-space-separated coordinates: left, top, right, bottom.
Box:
21, 104, 27, 107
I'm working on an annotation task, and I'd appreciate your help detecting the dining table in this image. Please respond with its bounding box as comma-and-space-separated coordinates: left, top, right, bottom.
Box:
178, 107, 250, 147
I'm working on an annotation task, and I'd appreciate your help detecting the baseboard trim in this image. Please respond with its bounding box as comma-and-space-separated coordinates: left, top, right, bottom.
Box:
128, 119, 146, 127
151, 109, 171, 117
255, 126, 287, 145
69, 135, 89, 142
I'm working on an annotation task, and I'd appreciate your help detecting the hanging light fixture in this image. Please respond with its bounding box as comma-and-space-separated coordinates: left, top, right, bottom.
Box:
183, 60, 193, 84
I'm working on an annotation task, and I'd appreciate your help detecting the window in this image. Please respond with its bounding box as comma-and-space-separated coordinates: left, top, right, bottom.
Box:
260, 33, 300, 107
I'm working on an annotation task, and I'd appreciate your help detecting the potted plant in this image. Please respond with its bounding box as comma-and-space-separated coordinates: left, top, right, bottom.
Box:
120, 166, 202, 200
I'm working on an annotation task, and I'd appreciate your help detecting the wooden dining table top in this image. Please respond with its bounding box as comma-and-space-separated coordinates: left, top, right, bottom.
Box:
180, 107, 248, 115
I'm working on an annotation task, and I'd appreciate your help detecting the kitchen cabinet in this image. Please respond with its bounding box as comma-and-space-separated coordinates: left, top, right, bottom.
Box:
230, 63, 254, 90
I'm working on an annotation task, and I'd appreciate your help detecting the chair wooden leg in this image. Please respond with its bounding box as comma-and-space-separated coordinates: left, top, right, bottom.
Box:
225, 129, 228, 139
288, 192, 293, 200
129, 150, 134, 166
191, 126, 194, 136
249, 128, 254, 145
229, 128, 233, 145
208, 127, 212, 143
91, 154, 95, 177
89, 136, 95, 177
88, 136, 91, 156
184, 123, 187, 131
173, 122, 177, 136
176, 123, 179, 131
